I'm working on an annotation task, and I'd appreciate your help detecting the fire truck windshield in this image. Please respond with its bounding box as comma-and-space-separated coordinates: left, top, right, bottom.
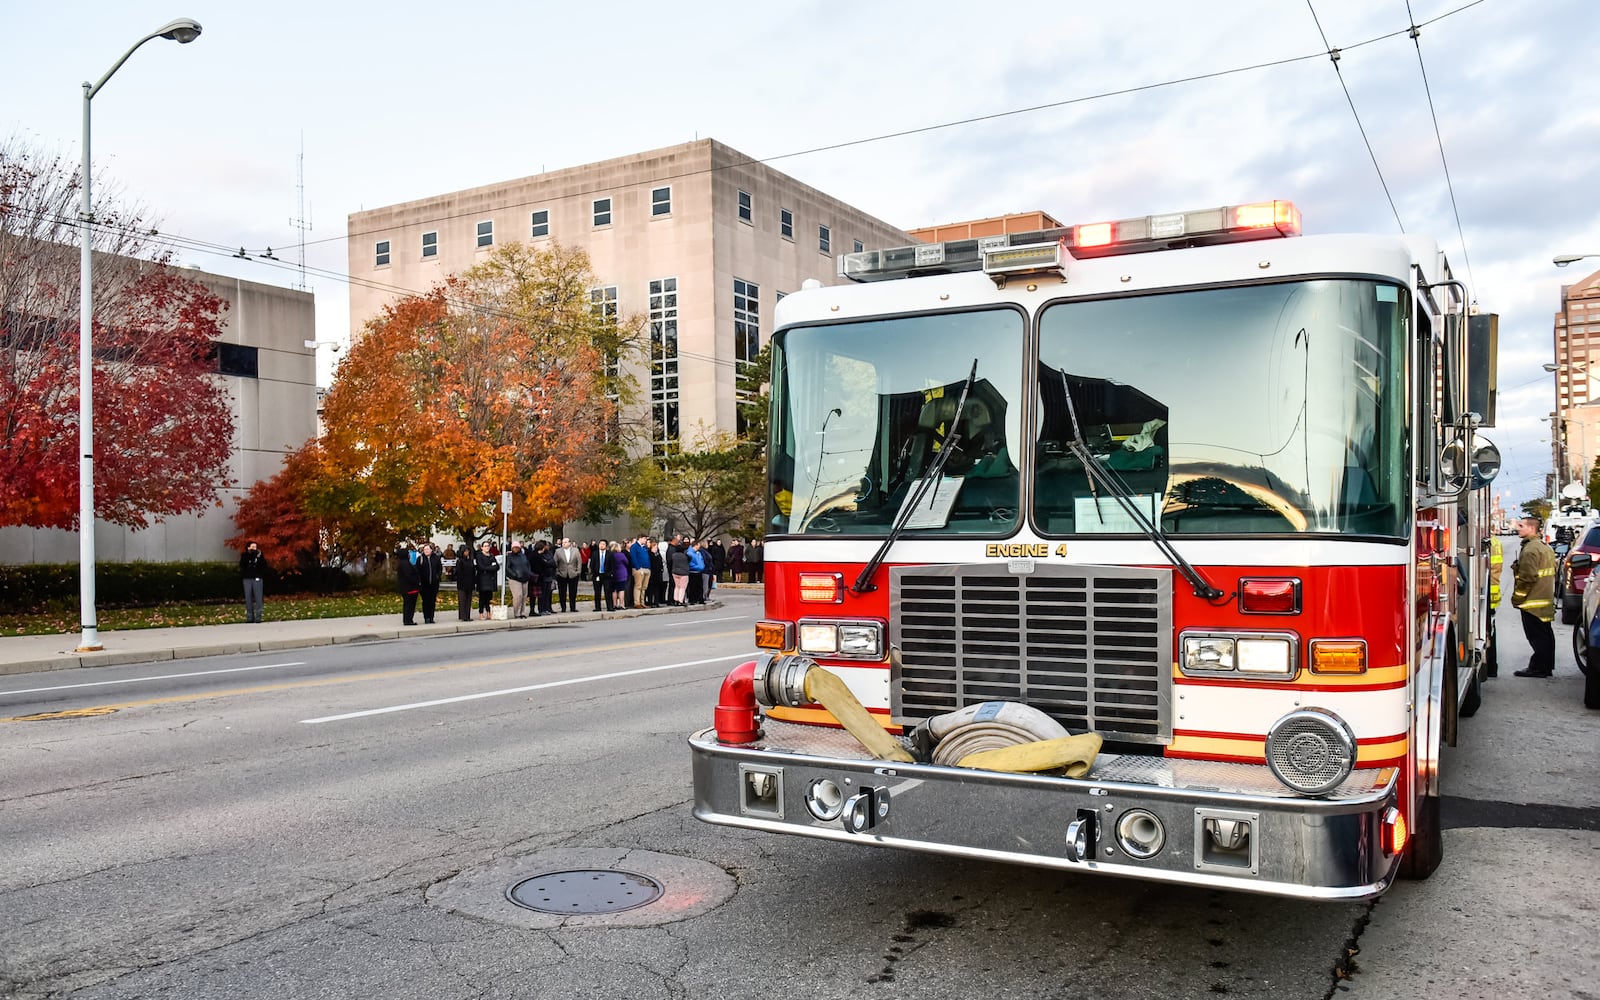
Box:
1035, 279, 1408, 537
768, 308, 1025, 536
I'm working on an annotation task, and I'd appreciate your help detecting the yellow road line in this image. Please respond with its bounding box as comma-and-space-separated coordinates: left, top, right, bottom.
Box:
1, 629, 749, 723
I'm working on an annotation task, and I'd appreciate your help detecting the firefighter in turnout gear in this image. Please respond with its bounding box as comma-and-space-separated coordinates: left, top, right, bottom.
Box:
1486, 533, 1503, 677
1512, 516, 1556, 677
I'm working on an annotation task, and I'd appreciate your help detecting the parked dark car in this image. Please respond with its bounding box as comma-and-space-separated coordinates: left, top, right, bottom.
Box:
1557, 522, 1600, 624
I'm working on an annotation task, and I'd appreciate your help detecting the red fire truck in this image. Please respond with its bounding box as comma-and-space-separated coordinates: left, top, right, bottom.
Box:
690, 201, 1501, 900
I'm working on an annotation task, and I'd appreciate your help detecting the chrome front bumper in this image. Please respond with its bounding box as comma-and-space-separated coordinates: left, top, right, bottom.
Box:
690, 719, 1401, 901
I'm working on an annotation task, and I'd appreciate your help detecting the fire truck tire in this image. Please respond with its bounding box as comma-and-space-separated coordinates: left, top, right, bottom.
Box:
1400, 793, 1443, 880
1459, 669, 1482, 718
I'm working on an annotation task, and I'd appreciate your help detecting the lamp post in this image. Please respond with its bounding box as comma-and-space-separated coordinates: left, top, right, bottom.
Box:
1554, 254, 1600, 267
77, 17, 202, 652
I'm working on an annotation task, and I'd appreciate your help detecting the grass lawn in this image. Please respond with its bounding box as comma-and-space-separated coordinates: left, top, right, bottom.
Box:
3, 591, 404, 637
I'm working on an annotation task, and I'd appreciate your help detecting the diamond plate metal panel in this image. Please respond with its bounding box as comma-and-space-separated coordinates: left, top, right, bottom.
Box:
889, 563, 1172, 743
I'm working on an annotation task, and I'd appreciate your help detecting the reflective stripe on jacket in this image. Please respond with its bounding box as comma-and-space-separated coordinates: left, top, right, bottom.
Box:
1512, 537, 1557, 622
1488, 536, 1503, 608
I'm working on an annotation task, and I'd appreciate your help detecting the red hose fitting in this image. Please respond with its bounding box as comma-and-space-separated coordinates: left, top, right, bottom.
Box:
714, 659, 762, 744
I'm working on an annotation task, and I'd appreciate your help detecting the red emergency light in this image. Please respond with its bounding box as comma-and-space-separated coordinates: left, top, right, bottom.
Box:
839, 200, 1304, 283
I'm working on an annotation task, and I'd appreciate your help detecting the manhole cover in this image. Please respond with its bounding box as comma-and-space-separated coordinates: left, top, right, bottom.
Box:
506, 869, 664, 914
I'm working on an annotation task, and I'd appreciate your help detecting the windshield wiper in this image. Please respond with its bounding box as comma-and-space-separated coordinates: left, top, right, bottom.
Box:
1060, 371, 1224, 601
853, 359, 978, 594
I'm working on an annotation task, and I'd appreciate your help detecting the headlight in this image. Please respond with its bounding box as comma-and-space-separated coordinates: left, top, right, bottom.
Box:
1182, 635, 1235, 671
796, 620, 883, 658
1180, 631, 1298, 679
797, 623, 838, 654
1236, 637, 1293, 675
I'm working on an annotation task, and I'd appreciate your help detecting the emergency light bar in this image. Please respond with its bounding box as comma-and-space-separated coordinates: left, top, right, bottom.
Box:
838, 200, 1301, 283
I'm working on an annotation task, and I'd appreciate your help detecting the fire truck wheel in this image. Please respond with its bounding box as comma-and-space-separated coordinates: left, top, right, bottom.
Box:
1400, 793, 1443, 880
1459, 669, 1482, 718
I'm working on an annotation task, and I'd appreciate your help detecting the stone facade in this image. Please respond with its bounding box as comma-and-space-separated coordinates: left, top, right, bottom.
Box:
0, 269, 318, 564
346, 138, 912, 451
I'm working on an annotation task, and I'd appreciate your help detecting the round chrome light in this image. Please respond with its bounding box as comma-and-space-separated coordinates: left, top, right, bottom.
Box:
805, 778, 845, 822
1114, 809, 1166, 859
1265, 707, 1356, 795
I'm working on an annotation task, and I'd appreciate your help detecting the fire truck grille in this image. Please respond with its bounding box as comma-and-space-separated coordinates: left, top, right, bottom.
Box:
890, 563, 1172, 744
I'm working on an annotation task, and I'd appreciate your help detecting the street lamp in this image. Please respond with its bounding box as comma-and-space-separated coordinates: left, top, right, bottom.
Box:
77, 17, 202, 652
1554, 254, 1600, 267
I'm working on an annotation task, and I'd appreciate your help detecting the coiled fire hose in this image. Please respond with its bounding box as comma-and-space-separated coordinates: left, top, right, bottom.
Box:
916, 700, 1103, 777
748, 654, 1101, 775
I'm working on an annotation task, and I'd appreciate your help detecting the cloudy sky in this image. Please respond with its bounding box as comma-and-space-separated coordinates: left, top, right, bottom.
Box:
4, 0, 1597, 509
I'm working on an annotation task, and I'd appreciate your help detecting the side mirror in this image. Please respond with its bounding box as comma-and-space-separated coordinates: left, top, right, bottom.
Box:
1441, 434, 1502, 491
1439, 438, 1468, 489
1470, 435, 1501, 488
1570, 552, 1594, 570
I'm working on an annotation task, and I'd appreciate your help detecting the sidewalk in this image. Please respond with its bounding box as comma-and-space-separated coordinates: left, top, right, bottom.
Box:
0, 597, 744, 678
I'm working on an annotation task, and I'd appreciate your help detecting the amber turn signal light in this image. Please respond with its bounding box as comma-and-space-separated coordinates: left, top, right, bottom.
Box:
1309, 639, 1367, 674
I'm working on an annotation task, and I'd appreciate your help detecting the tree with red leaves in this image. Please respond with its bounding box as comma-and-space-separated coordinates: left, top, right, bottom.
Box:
0, 137, 234, 530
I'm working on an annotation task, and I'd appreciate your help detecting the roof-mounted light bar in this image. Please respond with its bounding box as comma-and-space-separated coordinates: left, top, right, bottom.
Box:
838, 200, 1301, 283
1070, 200, 1301, 258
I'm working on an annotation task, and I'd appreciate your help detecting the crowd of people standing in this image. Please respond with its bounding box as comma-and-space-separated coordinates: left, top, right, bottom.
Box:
398, 535, 764, 623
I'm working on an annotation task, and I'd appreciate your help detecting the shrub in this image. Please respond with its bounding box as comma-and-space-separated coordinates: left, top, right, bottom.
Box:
0, 561, 352, 614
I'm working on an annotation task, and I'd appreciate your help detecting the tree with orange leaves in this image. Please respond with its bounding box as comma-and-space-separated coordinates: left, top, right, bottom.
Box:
307, 241, 641, 547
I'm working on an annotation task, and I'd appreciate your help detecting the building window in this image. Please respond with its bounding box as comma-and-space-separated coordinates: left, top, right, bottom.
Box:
590, 285, 618, 324
592, 285, 621, 438
818, 225, 831, 254
593, 198, 612, 227
216, 343, 259, 379
652, 187, 672, 217
476, 221, 493, 248
853, 239, 864, 254
531, 210, 549, 238
734, 277, 760, 367
738, 190, 752, 224
649, 277, 680, 453
735, 278, 760, 436
780, 208, 794, 240
421, 232, 437, 258
374, 240, 391, 267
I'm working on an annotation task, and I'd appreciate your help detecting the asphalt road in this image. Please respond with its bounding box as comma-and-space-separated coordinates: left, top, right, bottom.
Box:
1, 584, 1594, 999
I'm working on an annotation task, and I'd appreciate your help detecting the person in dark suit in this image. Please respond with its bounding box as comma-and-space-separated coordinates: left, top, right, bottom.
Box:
417, 542, 444, 624
474, 541, 500, 620
396, 542, 422, 625
532, 539, 557, 616
456, 537, 477, 621
589, 541, 610, 612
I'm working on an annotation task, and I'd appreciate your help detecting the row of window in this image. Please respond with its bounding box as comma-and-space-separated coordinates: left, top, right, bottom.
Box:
579, 276, 770, 451
373, 186, 867, 266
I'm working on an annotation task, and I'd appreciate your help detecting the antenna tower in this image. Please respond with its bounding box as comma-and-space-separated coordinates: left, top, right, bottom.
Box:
289, 135, 313, 291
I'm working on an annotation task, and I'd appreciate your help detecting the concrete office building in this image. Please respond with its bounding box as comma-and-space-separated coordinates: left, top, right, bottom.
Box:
347, 138, 913, 452
0, 268, 318, 564
1552, 265, 1600, 486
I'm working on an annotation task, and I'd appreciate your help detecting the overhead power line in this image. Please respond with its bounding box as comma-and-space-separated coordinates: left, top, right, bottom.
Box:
270, 0, 1490, 256
1305, 0, 1406, 233
1405, 0, 1478, 300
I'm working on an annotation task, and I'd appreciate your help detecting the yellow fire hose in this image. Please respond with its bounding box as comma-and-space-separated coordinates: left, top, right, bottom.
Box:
759, 656, 1101, 776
